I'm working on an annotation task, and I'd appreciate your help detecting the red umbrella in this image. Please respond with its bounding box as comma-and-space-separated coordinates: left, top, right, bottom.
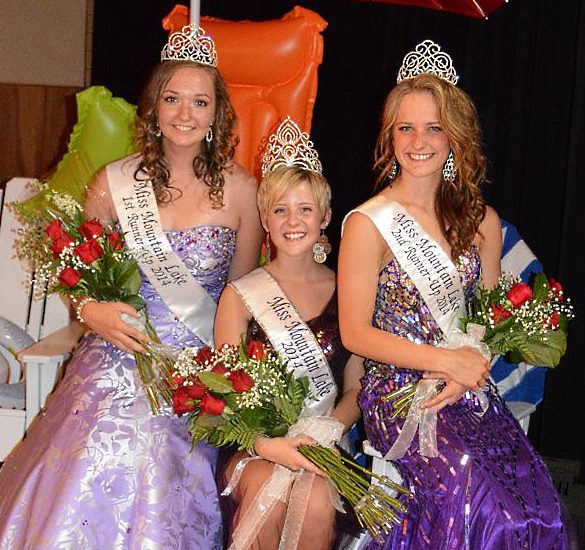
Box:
354, 0, 507, 19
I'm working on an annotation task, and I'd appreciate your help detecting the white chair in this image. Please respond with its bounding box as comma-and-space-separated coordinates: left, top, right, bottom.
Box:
0, 178, 84, 461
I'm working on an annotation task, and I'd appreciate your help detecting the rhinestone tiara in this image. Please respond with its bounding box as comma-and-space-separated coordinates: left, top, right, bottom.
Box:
160, 24, 218, 67
396, 39, 458, 86
261, 117, 323, 176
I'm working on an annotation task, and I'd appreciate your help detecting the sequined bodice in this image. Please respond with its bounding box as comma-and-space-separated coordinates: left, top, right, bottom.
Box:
139, 226, 235, 302
247, 290, 350, 393
366, 246, 481, 382
139, 225, 236, 346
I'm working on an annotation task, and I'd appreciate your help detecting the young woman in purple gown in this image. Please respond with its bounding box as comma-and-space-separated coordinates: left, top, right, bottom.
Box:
214, 118, 363, 550
0, 25, 263, 549
338, 41, 570, 549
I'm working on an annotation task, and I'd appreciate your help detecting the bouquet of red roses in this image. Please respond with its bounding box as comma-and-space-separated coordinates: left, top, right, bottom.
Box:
462, 273, 573, 367
13, 190, 175, 413
385, 273, 574, 421
171, 340, 410, 540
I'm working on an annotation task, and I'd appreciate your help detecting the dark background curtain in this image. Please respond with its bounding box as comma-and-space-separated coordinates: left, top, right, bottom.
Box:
92, 0, 585, 467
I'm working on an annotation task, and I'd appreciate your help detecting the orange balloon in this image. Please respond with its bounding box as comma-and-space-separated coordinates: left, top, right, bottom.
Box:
162, 6, 327, 178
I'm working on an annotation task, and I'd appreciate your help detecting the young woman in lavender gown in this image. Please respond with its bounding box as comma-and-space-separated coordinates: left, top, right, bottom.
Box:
214, 117, 363, 550
338, 40, 571, 549
0, 24, 262, 549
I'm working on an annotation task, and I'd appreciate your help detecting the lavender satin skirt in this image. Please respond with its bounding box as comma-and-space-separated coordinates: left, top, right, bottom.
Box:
0, 334, 223, 549
359, 372, 571, 550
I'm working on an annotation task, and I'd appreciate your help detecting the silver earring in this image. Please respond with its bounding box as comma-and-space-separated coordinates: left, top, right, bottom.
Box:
389, 158, 399, 182
205, 126, 213, 143
154, 124, 162, 138
442, 150, 457, 185
312, 231, 331, 264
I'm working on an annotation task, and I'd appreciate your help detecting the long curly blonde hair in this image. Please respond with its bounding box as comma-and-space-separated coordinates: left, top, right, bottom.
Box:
374, 74, 487, 259
134, 60, 238, 209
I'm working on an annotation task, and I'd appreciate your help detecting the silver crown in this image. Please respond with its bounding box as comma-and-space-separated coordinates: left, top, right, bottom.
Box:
161, 24, 218, 67
397, 40, 458, 86
261, 117, 323, 176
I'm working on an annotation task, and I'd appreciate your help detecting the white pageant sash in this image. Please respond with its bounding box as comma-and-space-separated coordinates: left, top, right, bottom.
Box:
345, 197, 488, 458
230, 268, 337, 417
347, 196, 466, 334
107, 157, 216, 345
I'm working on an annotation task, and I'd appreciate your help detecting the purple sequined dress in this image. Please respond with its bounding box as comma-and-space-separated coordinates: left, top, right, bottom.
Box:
0, 226, 235, 549
359, 248, 569, 549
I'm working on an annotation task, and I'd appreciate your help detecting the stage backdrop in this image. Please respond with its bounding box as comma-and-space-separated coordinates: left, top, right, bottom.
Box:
91, 0, 584, 468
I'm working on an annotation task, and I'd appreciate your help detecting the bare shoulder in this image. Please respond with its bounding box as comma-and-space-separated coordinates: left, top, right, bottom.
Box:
320, 264, 337, 284
478, 204, 501, 242
88, 167, 110, 194
340, 193, 396, 269
224, 162, 258, 196
85, 168, 116, 224
343, 208, 382, 241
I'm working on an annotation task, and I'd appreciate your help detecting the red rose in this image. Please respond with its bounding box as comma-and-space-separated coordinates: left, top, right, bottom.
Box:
490, 304, 513, 324
75, 239, 104, 264
173, 373, 184, 386
506, 282, 533, 308
107, 231, 124, 250
45, 219, 67, 241
212, 363, 229, 375
548, 278, 563, 301
172, 386, 198, 416
246, 340, 265, 360
196, 346, 213, 364
185, 380, 207, 400
79, 219, 104, 239
199, 393, 225, 416
51, 234, 75, 257
58, 266, 82, 288
228, 369, 255, 394
546, 311, 561, 330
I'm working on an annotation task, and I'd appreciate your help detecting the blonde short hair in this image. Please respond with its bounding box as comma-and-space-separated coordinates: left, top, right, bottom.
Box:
257, 165, 331, 220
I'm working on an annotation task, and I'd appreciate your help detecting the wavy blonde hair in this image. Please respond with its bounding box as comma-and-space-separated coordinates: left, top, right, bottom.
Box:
134, 60, 238, 208
374, 74, 487, 259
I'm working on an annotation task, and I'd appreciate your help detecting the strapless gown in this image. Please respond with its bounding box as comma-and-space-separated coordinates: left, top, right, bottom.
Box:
0, 226, 235, 549
359, 248, 570, 549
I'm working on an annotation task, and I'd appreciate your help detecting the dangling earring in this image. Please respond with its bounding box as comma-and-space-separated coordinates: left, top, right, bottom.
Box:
312, 231, 331, 264
154, 124, 162, 138
389, 157, 399, 182
263, 231, 271, 265
205, 125, 213, 143
442, 150, 457, 186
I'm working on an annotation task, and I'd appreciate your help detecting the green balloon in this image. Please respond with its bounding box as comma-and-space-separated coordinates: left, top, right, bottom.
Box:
19, 86, 137, 219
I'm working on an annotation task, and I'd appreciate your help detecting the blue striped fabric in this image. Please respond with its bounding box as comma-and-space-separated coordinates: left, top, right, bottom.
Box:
491, 220, 546, 412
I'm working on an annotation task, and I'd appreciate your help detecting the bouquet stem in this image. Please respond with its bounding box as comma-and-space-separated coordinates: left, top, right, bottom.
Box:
132, 315, 177, 414
298, 444, 410, 540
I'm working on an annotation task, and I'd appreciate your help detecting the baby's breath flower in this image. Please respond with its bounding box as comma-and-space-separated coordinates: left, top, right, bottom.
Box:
49, 191, 82, 218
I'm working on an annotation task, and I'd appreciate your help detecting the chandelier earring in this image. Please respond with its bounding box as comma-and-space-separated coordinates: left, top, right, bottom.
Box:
442, 150, 457, 185
205, 125, 213, 144
312, 231, 331, 264
389, 157, 400, 182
